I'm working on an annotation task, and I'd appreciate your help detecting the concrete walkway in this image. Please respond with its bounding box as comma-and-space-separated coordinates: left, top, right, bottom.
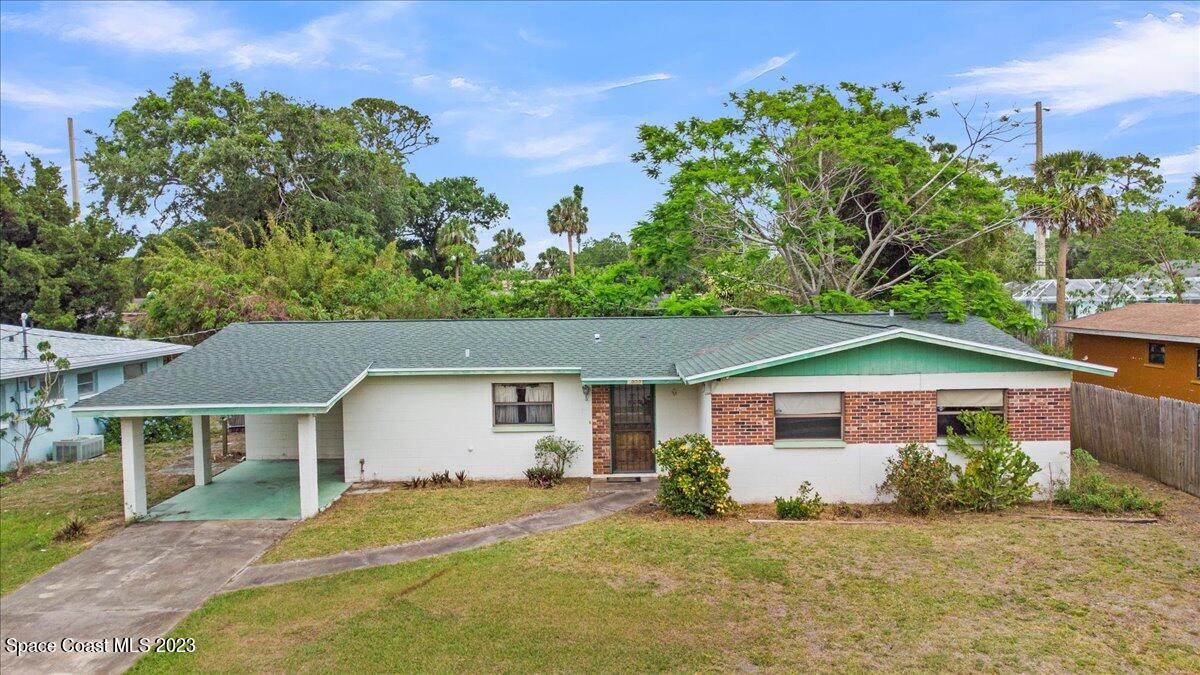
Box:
226, 487, 653, 591
0, 520, 290, 674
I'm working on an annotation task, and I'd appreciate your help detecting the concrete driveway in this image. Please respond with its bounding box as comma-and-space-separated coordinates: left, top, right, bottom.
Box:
0, 520, 290, 674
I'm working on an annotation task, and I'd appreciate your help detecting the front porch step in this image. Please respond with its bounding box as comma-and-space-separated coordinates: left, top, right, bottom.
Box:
588, 476, 659, 494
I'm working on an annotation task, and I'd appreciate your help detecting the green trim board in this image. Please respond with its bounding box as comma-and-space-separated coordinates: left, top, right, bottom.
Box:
738, 337, 1060, 377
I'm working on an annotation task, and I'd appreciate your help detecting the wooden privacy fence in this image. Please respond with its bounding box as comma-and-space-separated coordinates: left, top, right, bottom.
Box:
1071, 383, 1200, 497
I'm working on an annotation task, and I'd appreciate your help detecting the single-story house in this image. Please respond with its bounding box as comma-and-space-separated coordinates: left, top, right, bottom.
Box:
1, 325, 189, 470
71, 313, 1113, 519
1057, 303, 1199, 402
1006, 277, 1200, 322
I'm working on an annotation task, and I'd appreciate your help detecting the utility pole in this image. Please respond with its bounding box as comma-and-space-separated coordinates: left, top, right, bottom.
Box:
1033, 101, 1046, 279
67, 117, 81, 221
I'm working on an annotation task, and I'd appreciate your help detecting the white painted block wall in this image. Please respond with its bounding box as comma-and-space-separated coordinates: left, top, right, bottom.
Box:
654, 383, 700, 443
720, 440, 1070, 504
244, 401, 344, 460
341, 375, 593, 482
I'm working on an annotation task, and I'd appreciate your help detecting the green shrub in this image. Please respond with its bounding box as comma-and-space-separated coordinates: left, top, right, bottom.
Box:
524, 466, 558, 489
100, 416, 192, 447
533, 435, 582, 480
653, 434, 736, 517
878, 443, 958, 515
1054, 449, 1164, 515
946, 410, 1040, 512
774, 482, 824, 520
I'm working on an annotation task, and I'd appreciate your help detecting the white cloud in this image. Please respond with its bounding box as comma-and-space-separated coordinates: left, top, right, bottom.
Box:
501, 129, 599, 160
527, 146, 619, 176
0, 79, 129, 110
1158, 145, 1200, 177
1115, 110, 1152, 131
951, 12, 1200, 113
448, 77, 482, 92
546, 73, 673, 98
1, 1, 414, 71
517, 28, 559, 48
0, 139, 63, 156
732, 52, 796, 85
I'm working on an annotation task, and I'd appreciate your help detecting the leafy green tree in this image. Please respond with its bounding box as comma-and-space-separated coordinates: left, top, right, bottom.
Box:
406, 176, 508, 276
495, 262, 660, 317
1075, 211, 1200, 300
1188, 175, 1200, 216
887, 259, 1042, 336
632, 82, 1021, 307
86, 73, 435, 242
1016, 150, 1161, 345
546, 185, 588, 275
136, 221, 461, 338
574, 233, 629, 269
486, 228, 526, 270
532, 246, 568, 279
0, 153, 135, 332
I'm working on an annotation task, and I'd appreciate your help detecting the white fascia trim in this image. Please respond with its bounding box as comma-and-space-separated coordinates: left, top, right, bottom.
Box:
1057, 326, 1200, 345
580, 376, 683, 385
679, 328, 1116, 384
2, 344, 190, 380
365, 367, 581, 376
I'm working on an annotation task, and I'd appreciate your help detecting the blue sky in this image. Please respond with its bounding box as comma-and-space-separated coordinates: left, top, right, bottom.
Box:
1, 1, 1198, 259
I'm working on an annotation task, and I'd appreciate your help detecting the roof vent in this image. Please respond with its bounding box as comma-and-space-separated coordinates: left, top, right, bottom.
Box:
888, 309, 895, 317
464, 348, 470, 358
593, 333, 601, 344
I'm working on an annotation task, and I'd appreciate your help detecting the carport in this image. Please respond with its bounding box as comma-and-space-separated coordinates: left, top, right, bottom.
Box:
110, 413, 349, 521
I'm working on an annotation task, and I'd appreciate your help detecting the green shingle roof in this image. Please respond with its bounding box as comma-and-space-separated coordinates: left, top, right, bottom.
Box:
72, 313, 1106, 416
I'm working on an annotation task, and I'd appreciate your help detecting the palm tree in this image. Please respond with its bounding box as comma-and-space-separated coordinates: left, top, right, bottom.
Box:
491, 228, 526, 269
1028, 151, 1116, 348
532, 246, 567, 278
437, 217, 477, 281
1187, 174, 1200, 216
547, 185, 588, 275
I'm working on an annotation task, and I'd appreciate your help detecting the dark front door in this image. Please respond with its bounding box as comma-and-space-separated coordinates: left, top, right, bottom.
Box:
611, 385, 655, 473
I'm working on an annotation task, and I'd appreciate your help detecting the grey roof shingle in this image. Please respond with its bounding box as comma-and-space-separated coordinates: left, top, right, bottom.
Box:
71, 313, 1073, 414
1, 325, 189, 380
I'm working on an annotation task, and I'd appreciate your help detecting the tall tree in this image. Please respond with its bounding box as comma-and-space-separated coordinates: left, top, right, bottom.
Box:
1018, 151, 1160, 346
406, 176, 508, 275
0, 153, 135, 332
86, 73, 436, 242
436, 218, 478, 281
489, 228, 526, 269
575, 233, 629, 269
547, 185, 588, 275
632, 83, 1023, 307
1076, 211, 1200, 301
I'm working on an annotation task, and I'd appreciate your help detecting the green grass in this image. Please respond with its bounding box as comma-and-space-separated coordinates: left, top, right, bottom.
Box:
136, 475, 1200, 673
0, 442, 197, 595
258, 479, 591, 563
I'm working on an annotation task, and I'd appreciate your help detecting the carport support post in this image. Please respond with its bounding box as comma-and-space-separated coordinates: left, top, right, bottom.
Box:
297, 413, 319, 519
120, 417, 147, 520
192, 415, 212, 486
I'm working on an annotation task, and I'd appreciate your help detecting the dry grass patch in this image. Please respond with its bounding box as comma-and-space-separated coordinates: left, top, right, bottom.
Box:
257, 479, 590, 563
136, 466, 1198, 673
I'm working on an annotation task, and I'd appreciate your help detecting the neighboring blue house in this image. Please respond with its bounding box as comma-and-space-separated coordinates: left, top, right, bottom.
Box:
1, 325, 189, 470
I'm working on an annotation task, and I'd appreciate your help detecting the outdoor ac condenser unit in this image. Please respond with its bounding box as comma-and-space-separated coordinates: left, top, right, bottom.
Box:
52, 435, 105, 462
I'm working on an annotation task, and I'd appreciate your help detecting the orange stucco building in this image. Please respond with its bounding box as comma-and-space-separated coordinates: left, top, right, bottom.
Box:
1057, 304, 1200, 403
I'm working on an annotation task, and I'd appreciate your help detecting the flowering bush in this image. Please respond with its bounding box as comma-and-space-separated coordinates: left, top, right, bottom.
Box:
653, 434, 736, 517
878, 443, 957, 515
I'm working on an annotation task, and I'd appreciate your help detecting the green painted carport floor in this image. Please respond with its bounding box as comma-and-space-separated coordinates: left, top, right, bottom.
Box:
148, 460, 348, 521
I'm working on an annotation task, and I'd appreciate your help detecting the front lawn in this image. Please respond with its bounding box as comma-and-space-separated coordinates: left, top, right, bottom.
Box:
258, 479, 591, 563
136, 467, 1199, 673
0, 442, 196, 595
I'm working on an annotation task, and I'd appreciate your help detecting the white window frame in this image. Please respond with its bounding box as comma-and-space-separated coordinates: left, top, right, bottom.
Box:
773, 392, 844, 442
936, 389, 1005, 438
76, 370, 98, 398
492, 383, 555, 428
123, 361, 147, 381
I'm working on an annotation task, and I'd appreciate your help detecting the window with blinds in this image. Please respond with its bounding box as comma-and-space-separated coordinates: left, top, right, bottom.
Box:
936, 389, 1004, 437
774, 392, 842, 441
492, 383, 554, 426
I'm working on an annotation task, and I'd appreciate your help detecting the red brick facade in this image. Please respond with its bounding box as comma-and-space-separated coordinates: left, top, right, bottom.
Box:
591, 385, 611, 474
842, 391, 938, 444
711, 394, 774, 445
704, 388, 1070, 446
1005, 388, 1071, 441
